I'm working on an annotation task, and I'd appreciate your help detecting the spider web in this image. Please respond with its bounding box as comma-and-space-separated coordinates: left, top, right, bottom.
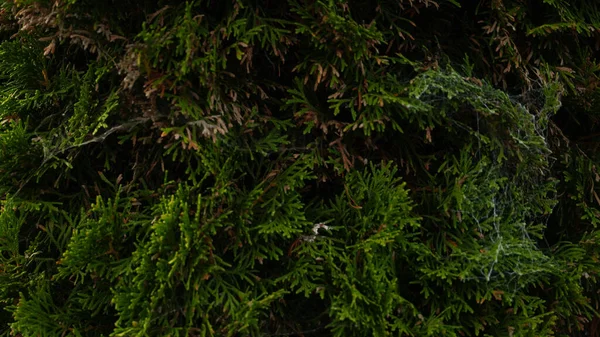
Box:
439, 82, 560, 297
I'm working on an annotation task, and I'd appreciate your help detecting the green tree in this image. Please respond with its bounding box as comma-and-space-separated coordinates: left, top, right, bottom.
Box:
1, 0, 600, 336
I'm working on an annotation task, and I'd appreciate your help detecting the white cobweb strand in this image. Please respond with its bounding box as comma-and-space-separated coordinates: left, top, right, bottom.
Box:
302, 222, 330, 242
467, 89, 553, 288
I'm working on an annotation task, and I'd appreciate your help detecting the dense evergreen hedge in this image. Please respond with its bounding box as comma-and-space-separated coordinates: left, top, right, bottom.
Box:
2, 0, 600, 336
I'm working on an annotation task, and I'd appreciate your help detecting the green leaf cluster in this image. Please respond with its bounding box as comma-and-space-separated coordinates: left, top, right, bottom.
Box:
1, 0, 600, 336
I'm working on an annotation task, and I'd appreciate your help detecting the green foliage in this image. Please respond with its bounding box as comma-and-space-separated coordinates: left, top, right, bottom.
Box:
1, 0, 600, 336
